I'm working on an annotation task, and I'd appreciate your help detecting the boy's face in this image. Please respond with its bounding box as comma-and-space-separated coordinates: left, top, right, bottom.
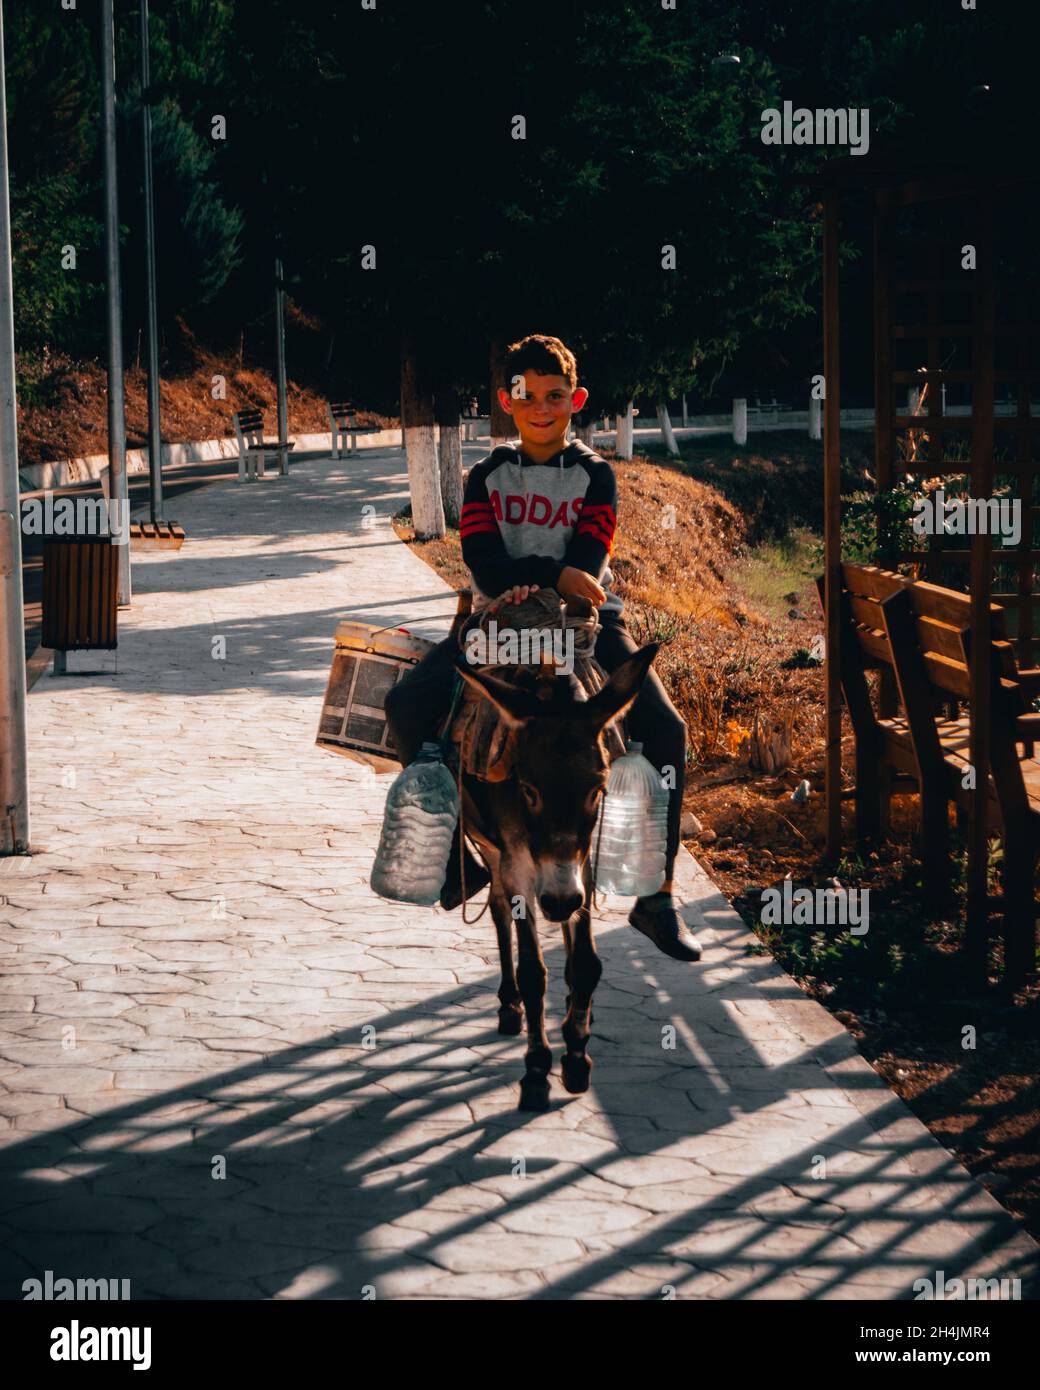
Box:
498, 371, 589, 454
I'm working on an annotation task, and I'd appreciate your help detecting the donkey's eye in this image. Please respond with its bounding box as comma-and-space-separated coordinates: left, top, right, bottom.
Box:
520, 782, 540, 810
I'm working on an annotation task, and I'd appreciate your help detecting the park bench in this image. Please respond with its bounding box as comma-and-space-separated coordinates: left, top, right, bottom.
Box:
233, 408, 294, 481
830, 562, 1040, 976
327, 400, 381, 458
461, 415, 490, 442
881, 573, 1040, 978
129, 520, 185, 551
822, 564, 935, 849
749, 398, 794, 424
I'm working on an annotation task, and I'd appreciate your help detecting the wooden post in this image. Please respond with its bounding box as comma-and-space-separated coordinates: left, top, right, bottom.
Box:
823, 189, 842, 862
873, 193, 894, 497
966, 192, 995, 973
873, 192, 898, 738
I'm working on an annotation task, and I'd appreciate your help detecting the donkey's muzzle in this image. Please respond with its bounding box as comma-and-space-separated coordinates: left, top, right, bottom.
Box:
538, 889, 584, 921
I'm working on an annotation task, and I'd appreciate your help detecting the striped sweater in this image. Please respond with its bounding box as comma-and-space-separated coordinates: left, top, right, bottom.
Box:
459, 440, 622, 616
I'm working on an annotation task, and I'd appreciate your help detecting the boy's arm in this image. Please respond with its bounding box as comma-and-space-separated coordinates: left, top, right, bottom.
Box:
460, 465, 564, 596
562, 458, 617, 581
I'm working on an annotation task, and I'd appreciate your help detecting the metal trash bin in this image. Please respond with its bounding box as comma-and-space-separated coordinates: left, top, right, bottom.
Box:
41, 535, 118, 672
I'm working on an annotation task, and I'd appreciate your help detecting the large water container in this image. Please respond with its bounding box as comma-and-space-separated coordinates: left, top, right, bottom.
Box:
594, 741, 668, 897
370, 742, 459, 905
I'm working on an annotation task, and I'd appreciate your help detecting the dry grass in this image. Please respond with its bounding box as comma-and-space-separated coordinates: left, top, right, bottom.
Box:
17, 323, 394, 470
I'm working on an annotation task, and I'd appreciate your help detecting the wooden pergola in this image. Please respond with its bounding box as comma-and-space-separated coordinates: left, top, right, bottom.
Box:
819, 153, 1040, 961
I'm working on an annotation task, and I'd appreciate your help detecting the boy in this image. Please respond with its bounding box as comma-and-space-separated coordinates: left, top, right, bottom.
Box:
384, 334, 700, 962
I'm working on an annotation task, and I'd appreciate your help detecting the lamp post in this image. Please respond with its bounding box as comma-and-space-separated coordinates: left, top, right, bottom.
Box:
0, 0, 30, 853
101, 0, 131, 604
140, 0, 163, 522
275, 254, 289, 474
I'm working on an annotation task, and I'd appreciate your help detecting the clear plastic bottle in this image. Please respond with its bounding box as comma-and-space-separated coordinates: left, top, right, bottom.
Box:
593, 741, 668, 897
371, 742, 459, 905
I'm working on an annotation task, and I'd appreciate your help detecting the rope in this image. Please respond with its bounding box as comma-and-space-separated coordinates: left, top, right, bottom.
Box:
589, 788, 609, 913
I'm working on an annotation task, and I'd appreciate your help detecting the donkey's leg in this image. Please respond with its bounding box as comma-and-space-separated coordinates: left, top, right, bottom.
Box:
514, 908, 552, 1112
560, 899, 601, 1095
491, 886, 522, 1036
562, 918, 594, 1026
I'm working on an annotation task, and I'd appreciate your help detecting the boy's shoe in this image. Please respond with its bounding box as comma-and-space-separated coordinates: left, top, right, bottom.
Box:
440, 824, 491, 910
629, 893, 702, 962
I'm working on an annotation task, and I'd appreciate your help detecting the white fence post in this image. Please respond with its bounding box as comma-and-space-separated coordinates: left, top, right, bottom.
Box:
733, 398, 748, 446
615, 401, 634, 460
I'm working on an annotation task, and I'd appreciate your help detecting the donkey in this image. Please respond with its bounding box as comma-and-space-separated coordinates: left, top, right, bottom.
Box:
452, 631, 658, 1112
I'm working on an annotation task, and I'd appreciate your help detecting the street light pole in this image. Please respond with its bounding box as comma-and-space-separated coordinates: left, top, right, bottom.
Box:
0, 1, 30, 854
275, 255, 289, 474
140, 0, 163, 523
101, 0, 131, 604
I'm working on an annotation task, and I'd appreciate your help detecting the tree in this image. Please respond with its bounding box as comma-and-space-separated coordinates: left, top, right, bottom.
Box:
6, 6, 103, 366
118, 99, 243, 334
400, 331, 444, 539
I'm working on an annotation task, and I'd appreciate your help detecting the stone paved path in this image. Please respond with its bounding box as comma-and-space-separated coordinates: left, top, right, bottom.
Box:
1, 448, 1037, 1300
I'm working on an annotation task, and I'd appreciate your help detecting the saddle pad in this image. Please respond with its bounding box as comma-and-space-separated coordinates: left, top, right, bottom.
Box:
450, 654, 626, 781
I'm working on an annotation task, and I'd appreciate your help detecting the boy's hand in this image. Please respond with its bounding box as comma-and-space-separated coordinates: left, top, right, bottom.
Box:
557, 566, 606, 606
489, 584, 539, 613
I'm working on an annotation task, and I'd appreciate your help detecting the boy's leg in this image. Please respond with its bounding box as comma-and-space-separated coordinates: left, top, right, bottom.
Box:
382, 633, 491, 908
594, 617, 701, 962
383, 634, 460, 765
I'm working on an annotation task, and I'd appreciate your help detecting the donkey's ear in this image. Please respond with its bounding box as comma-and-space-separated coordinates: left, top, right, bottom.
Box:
453, 658, 542, 729
581, 643, 659, 730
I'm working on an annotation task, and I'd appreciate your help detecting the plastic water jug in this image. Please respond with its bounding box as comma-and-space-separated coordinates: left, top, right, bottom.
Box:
370, 742, 459, 905
593, 741, 668, 897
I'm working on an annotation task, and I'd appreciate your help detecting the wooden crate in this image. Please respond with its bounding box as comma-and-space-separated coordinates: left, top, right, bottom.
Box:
316, 621, 432, 771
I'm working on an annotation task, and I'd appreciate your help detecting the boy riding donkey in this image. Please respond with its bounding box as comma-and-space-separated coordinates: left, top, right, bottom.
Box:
384, 334, 701, 962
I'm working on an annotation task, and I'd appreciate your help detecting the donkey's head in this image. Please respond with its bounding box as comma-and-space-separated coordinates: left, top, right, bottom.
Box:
454, 644, 658, 920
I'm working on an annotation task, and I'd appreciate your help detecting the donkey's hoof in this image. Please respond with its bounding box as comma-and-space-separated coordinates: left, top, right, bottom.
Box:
561, 1053, 592, 1094
497, 1003, 523, 1036
518, 1074, 551, 1112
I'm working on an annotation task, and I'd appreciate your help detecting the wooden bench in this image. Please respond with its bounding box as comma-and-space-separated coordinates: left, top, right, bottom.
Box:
233, 408, 294, 481
832, 562, 1040, 977
881, 575, 1040, 979
327, 400, 381, 458
821, 564, 927, 846
461, 414, 489, 442
749, 399, 794, 424
129, 521, 185, 551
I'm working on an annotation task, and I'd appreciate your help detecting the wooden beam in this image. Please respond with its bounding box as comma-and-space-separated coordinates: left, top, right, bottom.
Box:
967, 192, 995, 974
824, 189, 842, 861
874, 194, 893, 496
